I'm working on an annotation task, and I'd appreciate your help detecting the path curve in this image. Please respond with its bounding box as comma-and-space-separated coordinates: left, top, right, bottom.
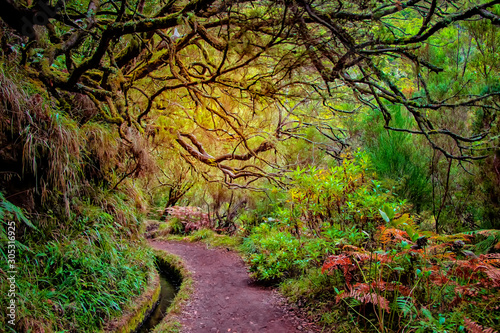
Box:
149, 240, 318, 333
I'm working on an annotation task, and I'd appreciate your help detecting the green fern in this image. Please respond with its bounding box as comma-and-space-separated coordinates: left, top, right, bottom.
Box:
0, 191, 35, 229
473, 230, 500, 254
397, 296, 416, 318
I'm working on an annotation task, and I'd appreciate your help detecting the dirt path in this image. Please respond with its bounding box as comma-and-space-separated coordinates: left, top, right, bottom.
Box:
149, 240, 319, 333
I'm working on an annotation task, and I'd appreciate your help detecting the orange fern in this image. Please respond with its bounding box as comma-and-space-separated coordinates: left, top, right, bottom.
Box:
464, 317, 499, 333
482, 253, 500, 268
378, 226, 411, 245
354, 281, 411, 297
448, 256, 500, 287
336, 284, 390, 313
322, 254, 355, 285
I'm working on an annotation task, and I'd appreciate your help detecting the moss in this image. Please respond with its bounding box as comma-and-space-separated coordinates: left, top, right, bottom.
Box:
162, 218, 185, 235
154, 229, 242, 251
102, 269, 161, 333
101, 246, 193, 333
151, 248, 194, 333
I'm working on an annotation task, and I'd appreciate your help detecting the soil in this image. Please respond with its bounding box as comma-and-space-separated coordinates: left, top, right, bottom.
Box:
149, 240, 321, 333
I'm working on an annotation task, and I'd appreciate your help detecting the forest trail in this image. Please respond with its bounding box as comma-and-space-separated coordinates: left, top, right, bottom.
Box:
149, 241, 319, 333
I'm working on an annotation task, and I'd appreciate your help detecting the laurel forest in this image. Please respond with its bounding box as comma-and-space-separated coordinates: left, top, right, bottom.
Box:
0, 0, 499, 331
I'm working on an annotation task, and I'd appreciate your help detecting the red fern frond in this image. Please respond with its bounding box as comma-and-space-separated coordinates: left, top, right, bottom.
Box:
481, 254, 500, 268
322, 254, 355, 285
448, 259, 484, 280
483, 267, 500, 287
337, 287, 390, 313
429, 271, 452, 286
353, 282, 370, 293
347, 251, 371, 263
464, 317, 499, 333
455, 284, 481, 298
367, 280, 411, 296
322, 254, 352, 273
447, 256, 500, 287
378, 227, 411, 245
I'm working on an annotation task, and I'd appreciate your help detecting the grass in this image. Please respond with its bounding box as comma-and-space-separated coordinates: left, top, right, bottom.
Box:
102, 268, 161, 333
0, 61, 162, 332
151, 222, 243, 251
0, 225, 155, 332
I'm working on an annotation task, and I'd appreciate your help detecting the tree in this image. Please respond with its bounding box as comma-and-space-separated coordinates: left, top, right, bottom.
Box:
1, 0, 499, 190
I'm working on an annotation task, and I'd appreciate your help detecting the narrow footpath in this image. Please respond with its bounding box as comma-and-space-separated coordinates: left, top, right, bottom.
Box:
150, 241, 319, 333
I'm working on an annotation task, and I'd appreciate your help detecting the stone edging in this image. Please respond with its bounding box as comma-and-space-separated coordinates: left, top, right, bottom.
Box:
102, 268, 161, 333
151, 248, 194, 333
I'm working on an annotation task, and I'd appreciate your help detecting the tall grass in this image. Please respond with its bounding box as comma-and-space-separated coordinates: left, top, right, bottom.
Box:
0, 62, 157, 332
0, 217, 154, 331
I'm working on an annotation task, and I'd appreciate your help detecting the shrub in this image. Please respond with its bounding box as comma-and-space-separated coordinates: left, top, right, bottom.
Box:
322, 221, 500, 332
165, 206, 211, 234
244, 153, 407, 281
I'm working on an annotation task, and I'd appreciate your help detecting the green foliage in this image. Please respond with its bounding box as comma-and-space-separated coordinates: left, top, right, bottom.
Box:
0, 64, 157, 331
244, 153, 407, 281
0, 192, 35, 234
0, 223, 155, 331
0, 1, 499, 332
240, 152, 500, 332
360, 107, 431, 212
273, 151, 405, 234
157, 218, 185, 236
244, 225, 303, 280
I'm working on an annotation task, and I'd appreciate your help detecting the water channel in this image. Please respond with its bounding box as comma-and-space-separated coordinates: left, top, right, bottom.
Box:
135, 264, 180, 333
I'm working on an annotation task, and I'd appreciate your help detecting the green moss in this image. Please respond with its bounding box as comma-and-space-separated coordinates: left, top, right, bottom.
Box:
154, 228, 242, 251
104, 270, 161, 333
151, 249, 194, 333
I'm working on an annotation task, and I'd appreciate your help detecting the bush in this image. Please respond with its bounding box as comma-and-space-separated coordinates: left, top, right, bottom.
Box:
165, 206, 211, 233
244, 153, 407, 281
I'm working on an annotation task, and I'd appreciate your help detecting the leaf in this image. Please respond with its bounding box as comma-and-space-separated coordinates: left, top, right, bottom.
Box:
464, 317, 499, 333
379, 209, 390, 223
421, 307, 433, 320
397, 297, 415, 317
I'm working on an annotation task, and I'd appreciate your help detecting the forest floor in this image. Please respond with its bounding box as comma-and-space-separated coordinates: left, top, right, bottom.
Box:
149, 240, 321, 333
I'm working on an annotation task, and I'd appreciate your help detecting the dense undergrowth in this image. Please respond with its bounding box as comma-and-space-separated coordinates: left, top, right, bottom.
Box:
0, 211, 153, 331
155, 152, 500, 332
0, 63, 156, 331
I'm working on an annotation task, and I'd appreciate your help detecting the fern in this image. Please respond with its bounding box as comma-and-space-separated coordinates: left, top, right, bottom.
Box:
389, 213, 419, 241
482, 253, 500, 267
474, 230, 500, 254
378, 225, 411, 245
322, 253, 355, 285
368, 281, 411, 296
336, 285, 390, 313
0, 191, 35, 229
397, 296, 416, 318
448, 255, 500, 287
464, 317, 499, 333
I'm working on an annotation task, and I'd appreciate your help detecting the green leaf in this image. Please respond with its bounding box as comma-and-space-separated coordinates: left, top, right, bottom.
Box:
421, 307, 433, 320
379, 209, 390, 223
